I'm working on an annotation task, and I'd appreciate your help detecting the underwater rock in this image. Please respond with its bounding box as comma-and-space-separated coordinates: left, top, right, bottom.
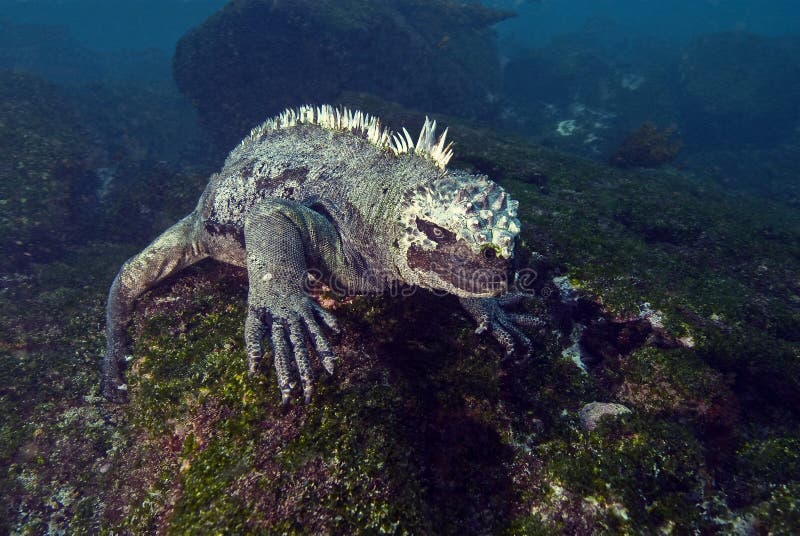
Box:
0, 19, 105, 86
173, 0, 511, 149
0, 73, 211, 266
0, 72, 93, 270
578, 402, 632, 431
499, 24, 681, 159
609, 122, 681, 168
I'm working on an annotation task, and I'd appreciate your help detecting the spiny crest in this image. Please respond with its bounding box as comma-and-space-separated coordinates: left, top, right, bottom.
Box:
245, 104, 454, 170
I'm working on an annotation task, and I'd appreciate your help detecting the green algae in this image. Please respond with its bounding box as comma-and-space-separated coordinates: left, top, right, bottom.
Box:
115, 275, 432, 533
737, 437, 800, 503
275, 388, 430, 535
0, 238, 133, 534
613, 347, 735, 420
541, 417, 706, 533
128, 303, 252, 434
749, 483, 800, 535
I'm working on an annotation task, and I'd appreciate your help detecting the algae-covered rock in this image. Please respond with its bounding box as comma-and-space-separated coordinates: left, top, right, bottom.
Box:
579, 402, 631, 431
102, 263, 534, 534
609, 122, 681, 168
0, 71, 93, 271
0, 70, 208, 269
173, 0, 511, 149
0, 241, 131, 535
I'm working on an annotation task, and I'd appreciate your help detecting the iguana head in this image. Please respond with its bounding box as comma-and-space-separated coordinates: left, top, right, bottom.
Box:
395, 170, 521, 298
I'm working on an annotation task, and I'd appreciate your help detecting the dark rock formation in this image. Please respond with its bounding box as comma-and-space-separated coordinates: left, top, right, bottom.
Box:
0, 72, 92, 270
609, 122, 681, 168
499, 27, 681, 160
173, 0, 511, 149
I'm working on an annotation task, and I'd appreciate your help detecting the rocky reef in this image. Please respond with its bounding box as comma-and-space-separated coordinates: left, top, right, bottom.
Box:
172, 0, 511, 150
0, 72, 93, 271
2, 84, 799, 533
498, 26, 800, 206
2, 4, 800, 532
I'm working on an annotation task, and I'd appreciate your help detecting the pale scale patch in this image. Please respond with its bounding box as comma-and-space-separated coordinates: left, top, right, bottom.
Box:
398, 170, 521, 258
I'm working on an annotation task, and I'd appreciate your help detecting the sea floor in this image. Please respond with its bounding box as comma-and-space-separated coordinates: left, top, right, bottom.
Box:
1, 82, 799, 534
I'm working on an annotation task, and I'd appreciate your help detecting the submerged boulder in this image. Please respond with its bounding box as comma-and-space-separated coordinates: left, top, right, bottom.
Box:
173, 0, 511, 149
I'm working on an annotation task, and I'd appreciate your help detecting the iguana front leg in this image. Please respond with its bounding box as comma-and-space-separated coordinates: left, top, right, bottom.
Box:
244, 199, 343, 405
460, 293, 542, 360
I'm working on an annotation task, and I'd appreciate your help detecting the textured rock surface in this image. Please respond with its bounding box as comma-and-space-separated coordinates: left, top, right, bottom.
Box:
173, 0, 511, 149
0, 72, 91, 271
579, 402, 632, 431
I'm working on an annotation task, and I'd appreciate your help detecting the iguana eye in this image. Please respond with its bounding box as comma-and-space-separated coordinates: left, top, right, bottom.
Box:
482, 246, 497, 259
415, 218, 455, 243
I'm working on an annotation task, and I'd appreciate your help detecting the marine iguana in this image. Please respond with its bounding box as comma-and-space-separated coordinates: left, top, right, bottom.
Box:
102, 105, 538, 405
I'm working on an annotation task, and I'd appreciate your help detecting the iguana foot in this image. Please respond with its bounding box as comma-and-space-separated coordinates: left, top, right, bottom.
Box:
460, 293, 542, 361
246, 297, 339, 405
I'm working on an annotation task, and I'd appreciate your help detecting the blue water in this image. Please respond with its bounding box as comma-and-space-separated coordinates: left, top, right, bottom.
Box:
0, 0, 227, 51
5, 0, 798, 53
490, 0, 800, 47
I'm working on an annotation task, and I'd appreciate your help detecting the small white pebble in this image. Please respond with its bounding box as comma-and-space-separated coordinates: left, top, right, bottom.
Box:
117, 384, 128, 391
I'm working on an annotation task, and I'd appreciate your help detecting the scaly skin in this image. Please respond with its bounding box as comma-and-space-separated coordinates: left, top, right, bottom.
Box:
102, 105, 538, 405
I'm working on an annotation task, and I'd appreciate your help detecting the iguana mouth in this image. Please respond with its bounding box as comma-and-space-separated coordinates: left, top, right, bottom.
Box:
407, 241, 509, 295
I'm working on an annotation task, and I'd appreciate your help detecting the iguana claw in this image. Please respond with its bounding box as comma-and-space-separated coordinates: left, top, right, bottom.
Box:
460, 293, 541, 361
246, 297, 338, 405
